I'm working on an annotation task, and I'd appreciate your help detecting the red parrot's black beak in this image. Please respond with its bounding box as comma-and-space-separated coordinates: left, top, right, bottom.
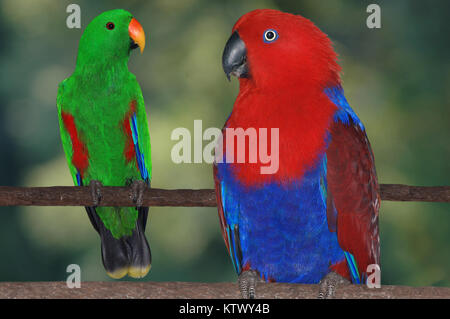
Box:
222, 31, 248, 81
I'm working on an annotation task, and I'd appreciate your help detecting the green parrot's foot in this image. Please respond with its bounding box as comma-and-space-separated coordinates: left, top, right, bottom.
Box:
130, 180, 147, 207
238, 270, 260, 299
89, 180, 103, 207
318, 271, 351, 299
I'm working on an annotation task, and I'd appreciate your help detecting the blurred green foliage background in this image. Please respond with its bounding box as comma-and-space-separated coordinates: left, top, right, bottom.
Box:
0, 0, 448, 286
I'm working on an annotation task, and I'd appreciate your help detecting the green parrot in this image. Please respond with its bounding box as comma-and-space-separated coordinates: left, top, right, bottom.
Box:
57, 9, 152, 279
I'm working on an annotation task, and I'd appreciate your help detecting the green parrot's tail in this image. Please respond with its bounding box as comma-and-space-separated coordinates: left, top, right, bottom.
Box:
85, 207, 151, 279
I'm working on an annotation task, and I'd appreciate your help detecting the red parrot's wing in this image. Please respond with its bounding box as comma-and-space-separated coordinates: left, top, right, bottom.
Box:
326, 119, 380, 283
213, 165, 243, 274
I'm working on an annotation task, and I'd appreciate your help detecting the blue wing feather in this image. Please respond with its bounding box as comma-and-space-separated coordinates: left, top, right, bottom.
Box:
214, 167, 243, 274
130, 114, 150, 183
324, 85, 365, 130
76, 171, 83, 186
344, 251, 361, 284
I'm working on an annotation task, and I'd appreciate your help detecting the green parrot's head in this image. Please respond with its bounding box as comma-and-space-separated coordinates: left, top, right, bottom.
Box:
76, 9, 145, 67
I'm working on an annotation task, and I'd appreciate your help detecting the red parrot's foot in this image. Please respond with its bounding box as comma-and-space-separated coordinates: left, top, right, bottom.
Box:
89, 180, 103, 207
238, 270, 260, 299
318, 271, 351, 299
130, 180, 147, 207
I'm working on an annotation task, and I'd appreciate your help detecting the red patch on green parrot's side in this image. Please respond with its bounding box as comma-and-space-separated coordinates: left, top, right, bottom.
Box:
122, 100, 137, 163
61, 111, 89, 176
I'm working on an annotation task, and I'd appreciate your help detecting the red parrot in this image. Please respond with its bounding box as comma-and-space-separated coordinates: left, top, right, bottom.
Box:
215, 9, 380, 298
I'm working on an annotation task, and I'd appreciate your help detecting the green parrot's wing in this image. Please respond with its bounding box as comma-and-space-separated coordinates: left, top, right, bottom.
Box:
130, 80, 152, 183
57, 79, 80, 186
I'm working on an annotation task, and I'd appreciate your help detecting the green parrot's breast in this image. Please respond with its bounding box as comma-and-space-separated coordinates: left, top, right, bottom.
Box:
62, 73, 141, 186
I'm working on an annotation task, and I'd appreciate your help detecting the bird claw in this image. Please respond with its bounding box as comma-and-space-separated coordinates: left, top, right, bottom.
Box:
89, 180, 103, 207
238, 270, 259, 299
130, 180, 147, 207
318, 271, 350, 299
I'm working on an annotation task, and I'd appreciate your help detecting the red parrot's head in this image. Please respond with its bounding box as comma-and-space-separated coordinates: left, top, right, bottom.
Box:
222, 9, 341, 90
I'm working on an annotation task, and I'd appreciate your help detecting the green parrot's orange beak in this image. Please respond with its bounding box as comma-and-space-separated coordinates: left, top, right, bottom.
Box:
129, 18, 145, 53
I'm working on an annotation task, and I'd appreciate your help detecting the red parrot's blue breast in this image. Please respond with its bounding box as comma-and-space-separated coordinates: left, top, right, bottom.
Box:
216, 153, 345, 283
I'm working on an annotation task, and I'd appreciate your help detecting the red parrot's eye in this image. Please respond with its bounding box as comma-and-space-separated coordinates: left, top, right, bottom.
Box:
106, 22, 115, 30
263, 29, 279, 43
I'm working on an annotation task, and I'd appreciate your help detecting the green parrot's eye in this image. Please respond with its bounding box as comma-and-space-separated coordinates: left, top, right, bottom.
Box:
106, 22, 115, 30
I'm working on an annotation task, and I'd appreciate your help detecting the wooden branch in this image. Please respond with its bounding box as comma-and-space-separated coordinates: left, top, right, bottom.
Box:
0, 184, 448, 207
0, 186, 217, 207
380, 184, 450, 202
0, 281, 448, 299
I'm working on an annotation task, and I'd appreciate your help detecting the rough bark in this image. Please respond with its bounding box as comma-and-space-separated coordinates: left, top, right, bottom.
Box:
0, 281, 448, 299
0, 184, 448, 207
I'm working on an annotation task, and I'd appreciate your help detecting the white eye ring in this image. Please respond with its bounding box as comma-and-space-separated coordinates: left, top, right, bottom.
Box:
263, 29, 279, 43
